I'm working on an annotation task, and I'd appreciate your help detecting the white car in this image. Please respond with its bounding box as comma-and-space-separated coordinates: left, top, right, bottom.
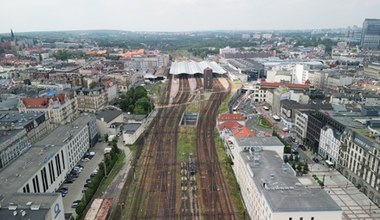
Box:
81, 158, 90, 162
89, 151, 96, 156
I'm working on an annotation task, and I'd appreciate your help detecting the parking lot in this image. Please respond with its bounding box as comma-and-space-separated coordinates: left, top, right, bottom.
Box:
62, 141, 109, 217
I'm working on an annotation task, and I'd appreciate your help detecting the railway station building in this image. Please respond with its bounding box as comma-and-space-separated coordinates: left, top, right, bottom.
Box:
169, 61, 226, 75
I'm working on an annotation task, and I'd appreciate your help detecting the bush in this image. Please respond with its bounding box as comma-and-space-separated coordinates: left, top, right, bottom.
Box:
284, 146, 291, 154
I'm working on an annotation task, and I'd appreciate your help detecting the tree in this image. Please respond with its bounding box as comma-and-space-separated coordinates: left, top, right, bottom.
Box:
297, 163, 303, 171
89, 81, 98, 89
303, 163, 309, 174
284, 155, 289, 163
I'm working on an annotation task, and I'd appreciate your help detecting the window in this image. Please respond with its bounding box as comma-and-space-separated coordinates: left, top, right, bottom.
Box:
289, 218, 292, 220
300, 218, 303, 220
311, 218, 314, 220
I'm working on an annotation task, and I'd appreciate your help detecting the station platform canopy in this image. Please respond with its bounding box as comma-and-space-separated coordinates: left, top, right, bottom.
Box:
169, 61, 226, 75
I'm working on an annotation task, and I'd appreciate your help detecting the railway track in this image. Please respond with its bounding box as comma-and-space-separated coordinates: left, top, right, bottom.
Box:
195, 77, 237, 220
129, 75, 190, 219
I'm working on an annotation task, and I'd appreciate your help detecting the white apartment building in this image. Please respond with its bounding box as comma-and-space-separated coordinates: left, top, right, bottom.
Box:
232, 147, 342, 220
18, 93, 77, 125
319, 125, 341, 167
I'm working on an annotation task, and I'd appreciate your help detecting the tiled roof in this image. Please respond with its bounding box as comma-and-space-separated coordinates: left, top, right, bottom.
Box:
218, 113, 246, 121
218, 121, 255, 138
218, 121, 242, 130
232, 126, 255, 138
21, 94, 65, 108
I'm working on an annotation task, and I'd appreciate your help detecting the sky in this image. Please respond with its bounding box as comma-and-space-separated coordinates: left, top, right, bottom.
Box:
1, 0, 379, 33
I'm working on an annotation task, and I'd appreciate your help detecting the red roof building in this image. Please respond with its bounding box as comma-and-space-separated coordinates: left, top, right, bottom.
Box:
18, 93, 77, 124
217, 113, 246, 126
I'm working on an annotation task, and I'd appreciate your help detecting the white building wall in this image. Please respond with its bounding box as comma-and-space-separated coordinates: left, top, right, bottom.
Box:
295, 111, 308, 139
319, 127, 340, 166
106, 84, 118, 102
20, 148, 69, 194
271, 211, 342, 220
123, 125, 144, 145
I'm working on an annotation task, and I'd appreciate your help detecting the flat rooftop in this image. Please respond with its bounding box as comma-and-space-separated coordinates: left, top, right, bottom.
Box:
35, 114, 94, 147
0, 111, 45, 128
240, 149, 342, 212
0, 143, 64, 199
96, 108, 122, 123
123, 123, 141, 133
0, 129, 26, 152
0, 115, 94, 199
0, 193, 59, 220
236, 136, 283, 147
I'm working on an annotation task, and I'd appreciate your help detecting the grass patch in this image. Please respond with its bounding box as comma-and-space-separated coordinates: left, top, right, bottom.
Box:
94, 152, 126, 197
129, 144, 137, 157
177, 126, 197, 162
123, 142, 150, 219
258, 115, 273, 128
214, 130, 246, 219
231, 81, 243, 91
218, 93, 233, 114
186, 101, 201, 112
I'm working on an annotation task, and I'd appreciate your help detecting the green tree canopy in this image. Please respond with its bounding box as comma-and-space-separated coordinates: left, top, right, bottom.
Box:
120, 86, 153, 115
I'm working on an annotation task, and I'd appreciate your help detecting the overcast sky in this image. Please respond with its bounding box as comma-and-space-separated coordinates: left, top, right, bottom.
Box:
1, 0, 379, 33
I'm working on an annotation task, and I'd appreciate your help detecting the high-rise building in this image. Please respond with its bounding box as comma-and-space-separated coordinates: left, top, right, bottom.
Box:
361, 19, 380, 50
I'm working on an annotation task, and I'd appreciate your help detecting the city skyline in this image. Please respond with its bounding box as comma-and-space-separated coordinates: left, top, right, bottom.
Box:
0, 0, 379, 33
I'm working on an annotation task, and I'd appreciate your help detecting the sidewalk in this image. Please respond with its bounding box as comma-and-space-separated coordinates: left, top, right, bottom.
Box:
297, 147, 380, 219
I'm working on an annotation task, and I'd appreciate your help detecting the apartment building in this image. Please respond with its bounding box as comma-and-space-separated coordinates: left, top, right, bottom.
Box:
18, 93, 77, 125
75, 87, 107, 112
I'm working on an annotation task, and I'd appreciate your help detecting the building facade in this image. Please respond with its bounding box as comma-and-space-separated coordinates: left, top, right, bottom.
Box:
361, 19, 380, 50
18, 93, 77, 125
294, 110, 310, 140
340, 130, 380, 206
0, 114, 98, 219
319, 125, 341, 167
75, 87, 107, 112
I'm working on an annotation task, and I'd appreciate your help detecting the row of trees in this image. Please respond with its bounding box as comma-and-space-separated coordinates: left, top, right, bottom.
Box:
75, 139, 122, 219
119, 86, 154, 115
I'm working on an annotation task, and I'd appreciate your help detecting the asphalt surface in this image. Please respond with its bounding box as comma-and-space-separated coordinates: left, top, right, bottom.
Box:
62, 141, 109, 217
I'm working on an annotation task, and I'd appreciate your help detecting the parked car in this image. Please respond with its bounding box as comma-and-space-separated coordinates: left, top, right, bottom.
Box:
313, 157, 320, 163
64, 179, 74, 184
81, 157, 90, 162
291, 149, 299, 155
89, 151, 96, 156
71, 200, 81, 208
84, 183, 89, 188
298, 145, 306, 151
86, 179, 92, 184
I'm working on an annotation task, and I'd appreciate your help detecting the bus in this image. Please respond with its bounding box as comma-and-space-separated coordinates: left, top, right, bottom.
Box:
263, 106, 269, 111
272, 115, 281, 121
